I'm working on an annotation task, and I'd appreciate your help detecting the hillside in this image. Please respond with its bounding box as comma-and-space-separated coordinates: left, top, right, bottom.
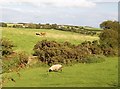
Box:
2, 57, 118, 87
1, 27, 118, 87
1, 27, 99, 54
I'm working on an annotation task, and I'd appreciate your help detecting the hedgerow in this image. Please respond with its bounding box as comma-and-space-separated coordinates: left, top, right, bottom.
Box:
33, 40, 112, 65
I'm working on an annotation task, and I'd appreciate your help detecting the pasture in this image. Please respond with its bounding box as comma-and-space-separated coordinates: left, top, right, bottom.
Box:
1, 27, 99, 54
1, 27, 118, 87
2, 57, 118, 87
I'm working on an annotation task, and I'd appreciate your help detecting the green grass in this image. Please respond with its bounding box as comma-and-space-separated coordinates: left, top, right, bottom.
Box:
1, 27, 99, 54
83, 26, 103, 31
1, 27, 118, 87
2, 57, 118, 87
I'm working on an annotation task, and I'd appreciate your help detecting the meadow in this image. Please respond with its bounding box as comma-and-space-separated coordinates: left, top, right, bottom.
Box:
2, 57, 118, 87
1, 27, 118, 87
1, 27, 99, 54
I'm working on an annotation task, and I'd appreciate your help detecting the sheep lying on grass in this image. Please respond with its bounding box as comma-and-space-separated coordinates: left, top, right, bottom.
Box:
49, 64, 62, 72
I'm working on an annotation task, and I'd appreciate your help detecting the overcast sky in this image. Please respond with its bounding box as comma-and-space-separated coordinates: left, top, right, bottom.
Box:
0, 0, 119, 27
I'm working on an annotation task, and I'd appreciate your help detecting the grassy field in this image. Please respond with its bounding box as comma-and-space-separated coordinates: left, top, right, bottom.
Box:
1, 27, 99, 54
1, 27, 118, 87
85, 27, 103, 31
2, 57, 118, 87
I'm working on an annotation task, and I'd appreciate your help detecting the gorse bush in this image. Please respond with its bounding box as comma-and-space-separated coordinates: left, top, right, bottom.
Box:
33, 40, 108, 65
33, 40, 78, 65
18, 51, 28, 64
0, 38, 14, 56
2, 52, 29, 73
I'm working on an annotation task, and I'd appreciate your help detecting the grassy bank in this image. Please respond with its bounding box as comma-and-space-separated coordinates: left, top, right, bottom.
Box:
2, 57, 118, 87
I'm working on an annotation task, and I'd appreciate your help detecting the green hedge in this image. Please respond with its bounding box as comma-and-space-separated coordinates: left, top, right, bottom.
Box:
33, 40, 110, 65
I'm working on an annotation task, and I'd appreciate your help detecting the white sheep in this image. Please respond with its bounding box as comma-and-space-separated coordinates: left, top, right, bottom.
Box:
49, 64, 62, 72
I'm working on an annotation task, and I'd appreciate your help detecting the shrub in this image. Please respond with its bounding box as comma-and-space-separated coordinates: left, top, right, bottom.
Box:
1, 38, 14, 56
18, 52, 28, 64
2, 56, 19, 73
101, 47, 117, 56
33, 40, 105, 65
2, 52, 29, 73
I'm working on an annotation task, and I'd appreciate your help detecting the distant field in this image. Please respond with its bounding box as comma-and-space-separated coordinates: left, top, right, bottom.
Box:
7, 23, 23, 27
1, 27, 99, 54
2, 57, 118, 87
84, 27, 103, 31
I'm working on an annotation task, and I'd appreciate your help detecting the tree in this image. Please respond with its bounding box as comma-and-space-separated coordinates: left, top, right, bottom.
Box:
28, 23, 37, 29
0, 22, 7, 27
100, 20, 119, 32
51, 24, 58, 29
99, 29, 118, 49
44, 23, 52, 29
13, 25, 23, 28
99, 20, 119, 55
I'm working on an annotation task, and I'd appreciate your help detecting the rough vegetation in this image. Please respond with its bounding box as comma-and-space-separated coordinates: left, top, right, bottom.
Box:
0, 38, 14, 56
32, 20, 119, 65
33, 40, 108, 65
2, 52, 28, 73
99, 20, 119, 56
100, 20, 119, 31
1, 38, 28, 73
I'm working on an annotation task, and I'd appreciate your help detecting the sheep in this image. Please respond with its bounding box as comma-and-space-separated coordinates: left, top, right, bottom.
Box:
35, 32, 40, 35
48, 64, 62, 72
8, 77, 16, 82
40, 32, 46, 36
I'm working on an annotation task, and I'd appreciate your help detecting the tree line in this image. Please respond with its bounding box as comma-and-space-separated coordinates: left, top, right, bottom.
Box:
0, 22, 99, 36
